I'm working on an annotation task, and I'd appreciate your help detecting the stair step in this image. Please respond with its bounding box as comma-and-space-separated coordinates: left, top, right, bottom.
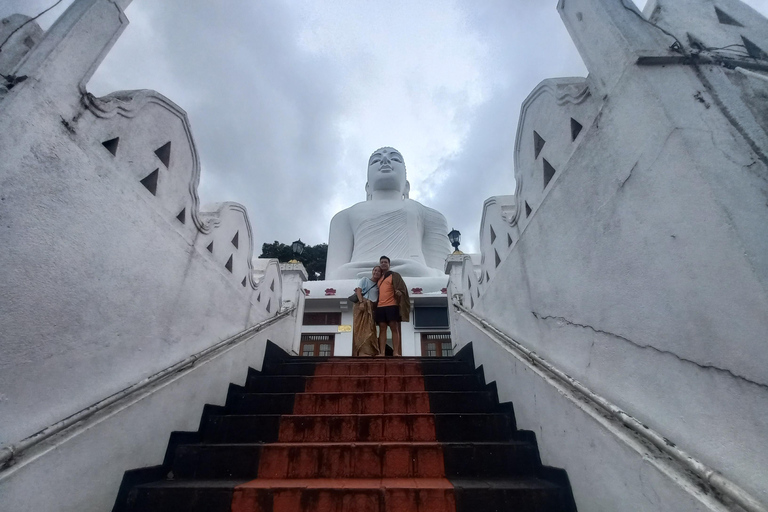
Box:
442, 442, 541, 477
170, 441, 539, 480
273, 360, 473, 376
245, 375, 308, 393
225, 387, 503, 416
173, 444, 262, 479
203, 413, 515, 443
129, 477, 569, 512
272, 391, 500, 415
233, 478, 456, 512
258, 442, 445, 479
203, 414, 281, 443
314, 361, 423, 376
277, 413, 437, 442
127, 480, 241, 512
293, 392, 433, 415
243, 374, 482, 393
452, 478, 573, 511
434, 412, 516, 441
224, 392, 295, 414
304, 375, 427, 392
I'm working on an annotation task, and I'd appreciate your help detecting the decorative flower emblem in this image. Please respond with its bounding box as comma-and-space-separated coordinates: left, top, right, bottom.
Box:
324, 288, 336, 296
304, 289, 310, 295
411, 287, 423, 294
441, 288, 448, 294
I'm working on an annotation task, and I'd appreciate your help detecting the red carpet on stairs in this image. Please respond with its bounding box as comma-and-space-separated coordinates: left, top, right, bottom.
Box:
114, 343, 577, 512
231, 359, 457, 512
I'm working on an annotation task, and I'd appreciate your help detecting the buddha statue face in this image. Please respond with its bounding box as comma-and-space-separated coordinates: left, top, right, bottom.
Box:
366, 147, 410, 200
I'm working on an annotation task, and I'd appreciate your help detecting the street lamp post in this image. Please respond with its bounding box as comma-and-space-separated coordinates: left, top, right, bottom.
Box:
289, 239, 305, 263
447, 228, 462, 254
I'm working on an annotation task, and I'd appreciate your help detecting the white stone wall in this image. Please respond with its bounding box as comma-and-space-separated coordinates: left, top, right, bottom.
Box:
465, 0, 768, 507
0, 2, 299, 499
0, 322, 296, 512
450, 316, 729, 512
478, 195, 517, 292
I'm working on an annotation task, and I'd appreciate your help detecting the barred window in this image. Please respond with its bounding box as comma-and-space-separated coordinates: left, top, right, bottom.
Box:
300, 334, 335, 357
421, 333, 453, 358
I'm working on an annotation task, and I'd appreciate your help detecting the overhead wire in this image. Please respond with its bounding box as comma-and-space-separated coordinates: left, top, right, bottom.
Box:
0, 0, 64, 53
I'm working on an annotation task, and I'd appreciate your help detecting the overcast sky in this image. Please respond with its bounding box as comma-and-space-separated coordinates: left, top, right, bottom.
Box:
5, 0, 768, 254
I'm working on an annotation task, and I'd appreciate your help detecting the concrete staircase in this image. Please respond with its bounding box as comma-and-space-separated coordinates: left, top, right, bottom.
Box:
114, 342, 576, 512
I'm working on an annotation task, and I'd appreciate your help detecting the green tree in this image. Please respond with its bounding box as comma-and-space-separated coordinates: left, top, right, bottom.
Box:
259, 241, 327, 281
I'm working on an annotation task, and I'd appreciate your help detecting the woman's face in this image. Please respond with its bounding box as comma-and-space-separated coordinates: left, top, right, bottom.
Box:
372, 266, 382, 280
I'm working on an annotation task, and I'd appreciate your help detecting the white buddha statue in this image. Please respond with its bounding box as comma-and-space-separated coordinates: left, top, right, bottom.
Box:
325, 147, 452, 279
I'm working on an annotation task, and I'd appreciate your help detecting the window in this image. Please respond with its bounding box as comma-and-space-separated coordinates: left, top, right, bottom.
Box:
302, 312, 342, 325
421, 333, 453, 358
414, 307, 449, 329
300, 334, 335, 357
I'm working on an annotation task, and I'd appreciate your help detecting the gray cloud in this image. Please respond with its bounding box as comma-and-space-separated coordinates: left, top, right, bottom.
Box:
4, 0, 768, 256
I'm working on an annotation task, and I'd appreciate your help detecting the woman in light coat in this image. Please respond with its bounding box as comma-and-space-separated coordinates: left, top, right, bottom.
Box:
352, 266, 381, 356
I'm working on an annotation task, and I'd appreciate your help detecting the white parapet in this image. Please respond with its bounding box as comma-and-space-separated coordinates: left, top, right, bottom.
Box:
468, 0, 768, 509
0, 1, 301, 511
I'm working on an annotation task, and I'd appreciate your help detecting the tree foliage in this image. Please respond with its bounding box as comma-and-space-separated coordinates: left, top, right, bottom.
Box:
259, 241, 327, 281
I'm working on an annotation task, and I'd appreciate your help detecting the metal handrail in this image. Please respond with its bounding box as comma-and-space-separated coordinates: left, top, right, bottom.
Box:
453, 301, 767, 512
0, 307, 295, 470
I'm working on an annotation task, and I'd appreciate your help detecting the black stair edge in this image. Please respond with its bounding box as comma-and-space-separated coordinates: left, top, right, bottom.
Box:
244, 374, 309, 393
515, 429, 538, 447
475, 363, 487, 387
261, 339, 290, 374
111, 464, 167, 512
434, 411, 517, 442
126, 483, 237, 512
537, 465, 578, 511
201, 414, 282, 443
452, 478, 575, 512
224, 383, 247, 408
172, 443, 264, 480
453, 341, 476, 368
112, 405, 225, 512
442, 442, 542, 477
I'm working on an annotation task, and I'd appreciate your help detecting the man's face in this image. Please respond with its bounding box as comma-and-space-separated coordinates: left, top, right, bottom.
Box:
367, 147, 406, 194
379, 258, 390, 272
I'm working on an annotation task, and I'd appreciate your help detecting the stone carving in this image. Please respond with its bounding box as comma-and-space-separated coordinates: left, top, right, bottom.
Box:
325, 147, 451, 279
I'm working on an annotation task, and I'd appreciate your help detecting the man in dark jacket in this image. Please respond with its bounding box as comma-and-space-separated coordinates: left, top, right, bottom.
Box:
375, 255, 410, 356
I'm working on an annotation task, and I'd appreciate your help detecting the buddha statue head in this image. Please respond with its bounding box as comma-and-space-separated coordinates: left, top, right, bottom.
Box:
365, 147, 410, 201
